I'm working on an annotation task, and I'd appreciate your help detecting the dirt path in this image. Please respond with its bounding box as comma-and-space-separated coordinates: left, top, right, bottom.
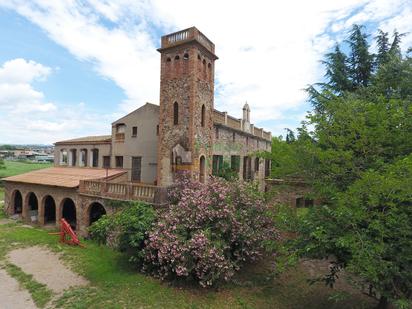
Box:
7, 246, 88, 294
0, 268, 37, 309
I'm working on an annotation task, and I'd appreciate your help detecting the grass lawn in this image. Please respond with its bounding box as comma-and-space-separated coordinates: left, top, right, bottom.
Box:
0, 160, 52, 179
0, 204, 376, 309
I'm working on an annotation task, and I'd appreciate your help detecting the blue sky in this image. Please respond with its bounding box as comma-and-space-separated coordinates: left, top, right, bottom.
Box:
0, 0, 411, 144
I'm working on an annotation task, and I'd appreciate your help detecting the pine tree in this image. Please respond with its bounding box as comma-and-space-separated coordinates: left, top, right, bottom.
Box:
347, 25, 373, 88
375, 29, 390, 67
322, 45, 352, 93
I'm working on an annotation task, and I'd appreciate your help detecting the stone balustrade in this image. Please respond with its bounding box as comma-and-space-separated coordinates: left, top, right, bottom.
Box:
79, 180, 166, 204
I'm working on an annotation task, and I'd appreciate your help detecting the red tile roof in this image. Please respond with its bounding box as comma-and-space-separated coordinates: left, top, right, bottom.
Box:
3, 167, 126, 188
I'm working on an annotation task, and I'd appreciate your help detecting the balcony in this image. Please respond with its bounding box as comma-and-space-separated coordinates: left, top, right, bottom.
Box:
115, 133, 125, 142
79, 180, 169, 205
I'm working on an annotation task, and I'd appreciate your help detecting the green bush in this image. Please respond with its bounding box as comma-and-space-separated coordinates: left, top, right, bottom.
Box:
89, 201, 156, 263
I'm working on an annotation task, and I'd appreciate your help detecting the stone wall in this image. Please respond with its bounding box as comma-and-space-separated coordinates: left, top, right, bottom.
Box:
212, 124, 270, 183
265, 179, 318, 208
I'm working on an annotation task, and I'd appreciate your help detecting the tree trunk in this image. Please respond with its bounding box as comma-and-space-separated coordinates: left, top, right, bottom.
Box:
376, 296, 388, 309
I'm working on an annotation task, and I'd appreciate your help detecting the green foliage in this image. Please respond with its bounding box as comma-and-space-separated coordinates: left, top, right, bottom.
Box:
89, 202, 156, 263
0, 158, 4, 170
276, 24, 412, 308
296, 156, 412, 307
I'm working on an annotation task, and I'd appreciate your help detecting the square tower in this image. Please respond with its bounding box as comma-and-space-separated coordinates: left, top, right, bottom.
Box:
157, 27, 218, 186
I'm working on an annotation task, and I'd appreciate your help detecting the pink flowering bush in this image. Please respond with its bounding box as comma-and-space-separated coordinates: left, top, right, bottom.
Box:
142, 174, 277, 287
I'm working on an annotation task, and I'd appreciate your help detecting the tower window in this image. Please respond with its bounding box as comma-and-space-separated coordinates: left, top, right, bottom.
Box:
166, 57, 171, 62
215, 127, 219, 139
183, 53, 189, 60
201, 104, 205, 127
208, 63, 211, 69
202, 59, 206, 66
198, 54, 201, 60
175, 55, 180, 60
232, 132, 236, 142
156, 124, 159, 136
173, 102, 179, 125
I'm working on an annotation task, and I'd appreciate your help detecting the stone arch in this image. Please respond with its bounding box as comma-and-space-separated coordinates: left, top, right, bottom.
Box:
88, 202, 107, 226
11, 190, 23, 215
199, 155, 206, 183
26, 192, 38, 211
61, 198, 77, 230
25, 192, 38, 223
42, 195, 56, 224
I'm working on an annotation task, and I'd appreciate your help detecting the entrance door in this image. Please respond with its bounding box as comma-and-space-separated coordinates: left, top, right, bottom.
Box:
132, 157, 142, 182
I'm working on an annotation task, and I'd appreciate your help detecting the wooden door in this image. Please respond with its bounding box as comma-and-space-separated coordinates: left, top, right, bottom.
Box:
132, 157, 142, 182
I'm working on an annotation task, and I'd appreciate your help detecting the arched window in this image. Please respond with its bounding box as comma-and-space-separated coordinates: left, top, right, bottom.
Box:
166, 57, 171, 62
183, 53, 189, 60
173, 102, 179, 125
201, 104, 205, 127
175, 55, 180, 60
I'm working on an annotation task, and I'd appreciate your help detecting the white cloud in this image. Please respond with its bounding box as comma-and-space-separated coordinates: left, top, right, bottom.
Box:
0, 0, 411, 140
0, 58, 110, 144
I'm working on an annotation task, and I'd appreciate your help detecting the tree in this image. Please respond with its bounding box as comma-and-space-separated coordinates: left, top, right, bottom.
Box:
375, 29, 390, 67
322, 45, 352, 93
296, 156, 412, 308
347, 25, 374, 88
268, 24, 412, 308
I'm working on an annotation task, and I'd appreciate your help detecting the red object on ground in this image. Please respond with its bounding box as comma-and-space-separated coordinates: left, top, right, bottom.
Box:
50, 218, 84, 247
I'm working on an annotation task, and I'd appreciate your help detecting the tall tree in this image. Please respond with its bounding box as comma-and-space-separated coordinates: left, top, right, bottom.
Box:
322, 45, 352, 93
347, 25, 374, 88
375, 29, 390, 67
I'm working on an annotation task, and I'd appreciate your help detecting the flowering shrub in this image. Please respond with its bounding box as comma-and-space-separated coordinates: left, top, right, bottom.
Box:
143, 175, 277, 287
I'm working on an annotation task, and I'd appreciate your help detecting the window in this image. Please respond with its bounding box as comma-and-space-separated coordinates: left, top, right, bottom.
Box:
231, 155, 240, 172
175, 55, 180, 60
92, 149, 99, 167
183, 53, 189, 60
166, 57, 171, 62
156, 124, 159, 136
116, 123, 126, 133
255, 157, 260, 171
215, 127, 219, 139
296, 197, 314, 208
115, 156, 123, 168
103, 156, 110, 168
132, 126, 137, 137
265, 159, 270, 177
212, 155, 223, 176
173, 102, 179, 125
246, 136, 249, 146
232, 132, 236, 142
201, 105, 205, 127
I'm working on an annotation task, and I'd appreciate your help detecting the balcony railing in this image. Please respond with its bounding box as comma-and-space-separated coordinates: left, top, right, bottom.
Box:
79, 180, 168, 204
115, 133, 125, 142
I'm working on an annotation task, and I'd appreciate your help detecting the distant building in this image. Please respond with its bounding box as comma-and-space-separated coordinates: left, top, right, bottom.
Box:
3, 27, 272, 235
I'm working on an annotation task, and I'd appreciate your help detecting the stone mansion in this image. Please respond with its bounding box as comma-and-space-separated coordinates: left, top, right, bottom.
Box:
3, 27, 272, 235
